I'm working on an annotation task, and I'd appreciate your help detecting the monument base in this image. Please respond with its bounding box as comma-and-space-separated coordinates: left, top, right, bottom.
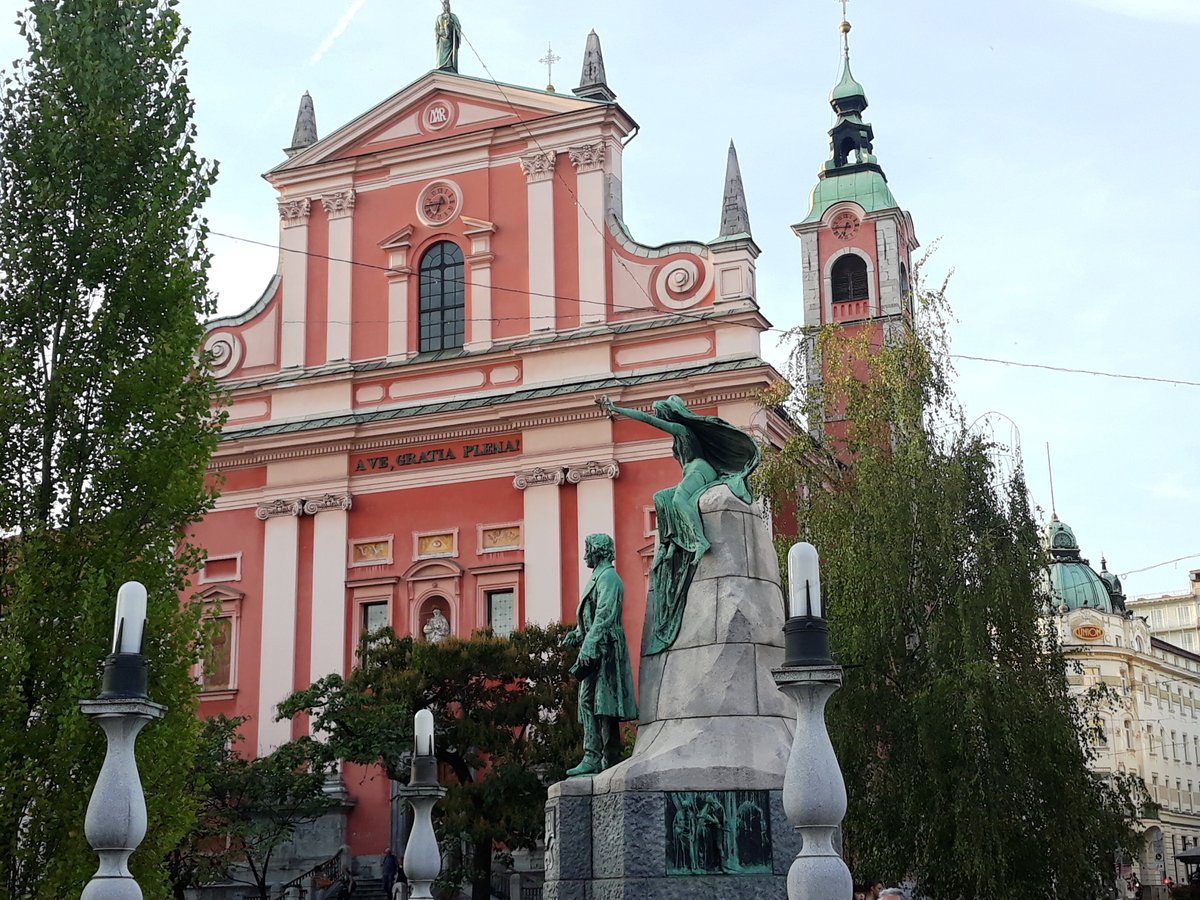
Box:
543, 487, 800, 899
545, 776, 796, 900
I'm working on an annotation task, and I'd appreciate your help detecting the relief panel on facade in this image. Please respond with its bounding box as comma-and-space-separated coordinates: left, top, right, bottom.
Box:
350, 537, 394, 567
416, 531, 457, 559
480, 524, 521, 552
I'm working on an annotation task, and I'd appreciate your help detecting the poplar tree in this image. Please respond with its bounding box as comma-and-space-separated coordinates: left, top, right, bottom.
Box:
756, 275, 1146, 898
0, 0, 219, 895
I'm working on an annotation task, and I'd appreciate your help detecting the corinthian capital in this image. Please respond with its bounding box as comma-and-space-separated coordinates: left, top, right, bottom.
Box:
568, 143, 606, 174
320, 189, 357, 220
277, 198, 312, 228
519, 150, 558, 184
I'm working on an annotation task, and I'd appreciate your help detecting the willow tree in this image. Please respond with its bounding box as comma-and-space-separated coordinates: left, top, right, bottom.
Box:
0, 0, 219, 895
756, 274, 1145, 898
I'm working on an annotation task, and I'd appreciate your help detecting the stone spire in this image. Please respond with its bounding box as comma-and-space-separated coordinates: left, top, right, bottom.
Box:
285, 91, 318, 158
573, 30, 616, 102
718, 140, 752, 239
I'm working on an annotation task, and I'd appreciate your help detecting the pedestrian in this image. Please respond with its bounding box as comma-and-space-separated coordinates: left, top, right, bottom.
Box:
392, 856, 409, 900
853, 885, 867, 900
866, 881, 885, 900
381, 848, 398, 899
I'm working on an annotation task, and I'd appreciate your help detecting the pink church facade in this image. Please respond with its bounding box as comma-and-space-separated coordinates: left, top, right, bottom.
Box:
190, 34, 786, 858
188, 14, 916, 867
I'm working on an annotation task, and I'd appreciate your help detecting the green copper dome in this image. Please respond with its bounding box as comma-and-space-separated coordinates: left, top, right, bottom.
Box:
1049, 560, 1114, 614
1043, 516, 1116, 615
831, 57, 866, 104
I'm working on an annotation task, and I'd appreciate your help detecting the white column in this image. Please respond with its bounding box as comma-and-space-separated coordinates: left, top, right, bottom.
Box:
463, 217, 496, 352
322, 190, 356, 362
305, 493, 352, 683
256, 498, 302, 755
570, 143, 608, 326
567, 461, 618, 595
520, 151, 557, 332
278, 199, 311, 369
381, 225, 414, 360
514, 467, 565, 625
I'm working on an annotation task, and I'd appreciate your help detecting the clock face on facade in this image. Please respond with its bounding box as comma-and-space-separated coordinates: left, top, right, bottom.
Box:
418, 181, 460, 225
830, 210, 861, 241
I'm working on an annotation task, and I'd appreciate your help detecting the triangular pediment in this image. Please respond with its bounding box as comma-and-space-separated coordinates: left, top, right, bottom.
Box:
270, 71, 604, 174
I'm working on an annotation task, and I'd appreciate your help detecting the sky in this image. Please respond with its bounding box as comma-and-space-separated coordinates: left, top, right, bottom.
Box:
0, 0, 1196, 598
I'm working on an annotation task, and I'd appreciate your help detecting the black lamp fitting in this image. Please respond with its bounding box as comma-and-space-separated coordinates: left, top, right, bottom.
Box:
783, 616, 833, 668
99, 652, 149, 699
410, 754, 438, 787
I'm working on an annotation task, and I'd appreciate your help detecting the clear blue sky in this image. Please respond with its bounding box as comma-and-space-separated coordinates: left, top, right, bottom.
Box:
2, 0, 1196, 597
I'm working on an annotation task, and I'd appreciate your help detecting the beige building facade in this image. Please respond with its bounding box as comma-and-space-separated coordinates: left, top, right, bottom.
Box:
1128, 570, 1200, 653
1049, 520, 1200, 889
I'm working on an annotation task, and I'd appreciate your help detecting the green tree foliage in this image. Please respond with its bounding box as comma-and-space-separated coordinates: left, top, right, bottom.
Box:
168, 717, 337, 900
0, 0, 219, 895
279, 625, 583, 900
756, 274, 1146, 899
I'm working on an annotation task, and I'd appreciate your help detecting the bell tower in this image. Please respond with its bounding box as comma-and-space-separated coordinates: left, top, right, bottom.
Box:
793, 11, 919, 394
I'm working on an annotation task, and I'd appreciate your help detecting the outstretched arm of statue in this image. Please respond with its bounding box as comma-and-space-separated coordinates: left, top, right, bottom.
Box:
561, 628, 582, 648
596, 395, 686, 438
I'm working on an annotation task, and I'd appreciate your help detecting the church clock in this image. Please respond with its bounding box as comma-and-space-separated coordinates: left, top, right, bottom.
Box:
418, 181, 461, 226
830, 210, 860, 241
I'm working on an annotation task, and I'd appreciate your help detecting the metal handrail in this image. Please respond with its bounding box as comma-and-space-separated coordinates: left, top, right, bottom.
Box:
282, 847, 344, 897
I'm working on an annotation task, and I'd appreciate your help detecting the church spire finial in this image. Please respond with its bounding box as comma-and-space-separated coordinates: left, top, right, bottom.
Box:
285, 91, 318, 158
718, 140, 752, 239
573, 30, 616, 102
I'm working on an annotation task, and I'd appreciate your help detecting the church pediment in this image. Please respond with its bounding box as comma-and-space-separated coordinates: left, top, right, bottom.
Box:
269, 72, 602, 174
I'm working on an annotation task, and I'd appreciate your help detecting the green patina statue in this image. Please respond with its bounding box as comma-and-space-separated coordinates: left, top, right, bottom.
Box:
435, 0, 462, 73
597, 395, 759, 655
562, 533, 638, 777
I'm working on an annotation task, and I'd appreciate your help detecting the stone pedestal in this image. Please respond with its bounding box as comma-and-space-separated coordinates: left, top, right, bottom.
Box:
544, 486, 799, 899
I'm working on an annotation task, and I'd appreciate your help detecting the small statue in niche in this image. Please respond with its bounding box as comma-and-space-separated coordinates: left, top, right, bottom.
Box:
423, 608, 450, 643
562, 533, 638, 776
596, 394, 759, 655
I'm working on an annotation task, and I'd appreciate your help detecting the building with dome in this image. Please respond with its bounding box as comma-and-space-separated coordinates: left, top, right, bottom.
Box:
1046, 515, 1200, 887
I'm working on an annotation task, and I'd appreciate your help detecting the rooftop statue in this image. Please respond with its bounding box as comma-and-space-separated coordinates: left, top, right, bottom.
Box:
596, 395, 759, 654
562, 533, 638, 776
435, 0, 462, 73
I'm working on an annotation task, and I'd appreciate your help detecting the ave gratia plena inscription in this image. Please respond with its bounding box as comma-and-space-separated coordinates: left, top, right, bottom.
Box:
352, 436, 522, 474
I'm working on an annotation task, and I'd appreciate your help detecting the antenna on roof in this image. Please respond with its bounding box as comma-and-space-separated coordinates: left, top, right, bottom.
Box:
1045, 442, 1058, 519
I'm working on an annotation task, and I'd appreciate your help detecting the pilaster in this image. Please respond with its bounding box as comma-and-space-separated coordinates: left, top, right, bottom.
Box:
514, 467, 566, 625
521, 151, 558, 332
278, 198, 311, 369
256, 497, 302, 754
381, 226, 415, 360
567, 460, 619, 595
306, 492, 352, 684
570, 143, 608, 326
322, 189, 356, 362
462, 217, 496, 352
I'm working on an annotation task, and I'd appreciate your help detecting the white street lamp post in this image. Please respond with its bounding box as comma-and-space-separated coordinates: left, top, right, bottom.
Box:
773, 543, 853, 900
80, 582, 166, 899
398, 709, 446, 900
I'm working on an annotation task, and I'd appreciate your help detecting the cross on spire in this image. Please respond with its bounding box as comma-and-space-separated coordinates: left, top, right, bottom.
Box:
540, 43, 561, 92
840, 0, 852, 55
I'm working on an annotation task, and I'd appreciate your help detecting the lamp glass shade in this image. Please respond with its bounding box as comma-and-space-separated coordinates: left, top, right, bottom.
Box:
786, 542, 822, 619
414, 708, 435, 757
113, 581, 147, 654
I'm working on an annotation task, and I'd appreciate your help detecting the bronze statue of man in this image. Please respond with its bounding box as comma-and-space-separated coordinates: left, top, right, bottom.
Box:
435, 0, 462, 73
562, 533, 637, 776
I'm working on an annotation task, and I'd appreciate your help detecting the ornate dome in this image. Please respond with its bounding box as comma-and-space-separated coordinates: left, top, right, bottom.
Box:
1043, 515, 1115, 615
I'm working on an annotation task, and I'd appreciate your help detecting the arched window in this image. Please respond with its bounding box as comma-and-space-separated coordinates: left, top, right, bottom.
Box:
418, 241, 465, 352
831, 254, 869, 304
